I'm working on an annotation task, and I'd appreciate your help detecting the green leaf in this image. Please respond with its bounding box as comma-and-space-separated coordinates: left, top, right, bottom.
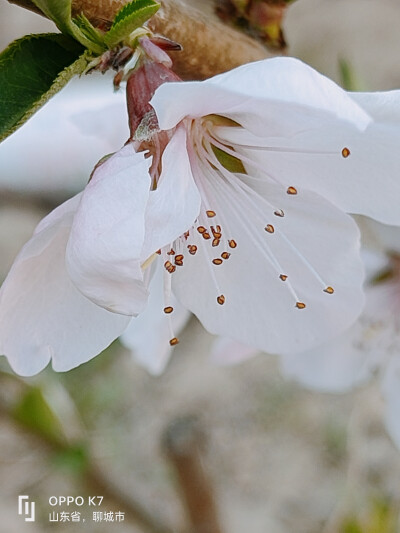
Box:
30, 0, 105, 53
73, 13, 107, 50
104, 0, 160, 48
0, 34, 87, 143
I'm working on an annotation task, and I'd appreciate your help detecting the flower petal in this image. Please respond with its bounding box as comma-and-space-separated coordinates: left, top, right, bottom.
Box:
0, 196, 130, 376
151, 57, 371, 134
219, 122, 400, 225
171, 176, 365, 354
382, 356, 400, 450
66, 144, 152, 316
140, 126, 201, 260
120, 261, 191, 375
210, 337, 259, 367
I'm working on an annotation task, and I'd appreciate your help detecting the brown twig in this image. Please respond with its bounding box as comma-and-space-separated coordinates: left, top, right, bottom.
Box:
7, 0, 270, 79
162, 416, 224, 533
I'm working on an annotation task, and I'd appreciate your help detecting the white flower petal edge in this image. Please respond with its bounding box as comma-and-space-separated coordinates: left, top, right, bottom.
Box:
0, 195, 130, 376
120, 262, 191, 375
66, 144, 152, 316
210, 337, 259, 367
152, 57, 400, 226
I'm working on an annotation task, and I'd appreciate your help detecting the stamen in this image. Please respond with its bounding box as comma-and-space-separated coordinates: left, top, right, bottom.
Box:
221, 252, 230, 260
341, 147, 351, 158
280, 274, 288, 281
274, 209, 285, 217
324, 286, 335, 294
296, 302, 306, 309
212, 258, 223, 265
188, 245, 198, 255
212, 238, 220, 247
265, 224, 275, 234
164, 306, 174, 314
229, 240, 237, 249
217, 295, 225, 305
197, 226, 206, 234
174, 254, 184, 266
202, 232, 211, 240
287, 186, 298, 195
206, 210, 216, 217
167, 249, 175, 255
169, 337, 179, 346
164, 260, 176, 273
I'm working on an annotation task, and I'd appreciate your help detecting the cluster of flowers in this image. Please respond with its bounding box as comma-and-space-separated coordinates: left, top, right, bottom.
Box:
1, 55, 400, 443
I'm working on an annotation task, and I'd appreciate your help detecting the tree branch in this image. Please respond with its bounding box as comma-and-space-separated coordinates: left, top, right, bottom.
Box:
7, 0, 270, 79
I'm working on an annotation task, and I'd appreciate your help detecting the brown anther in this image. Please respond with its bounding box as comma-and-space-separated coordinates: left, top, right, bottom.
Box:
324, 286, 335, 294
164, 306, 174, 314
203, 232, 211, 240
174, 254, 184, 266
265, 224, 275, 234
212, 258, 223, 265
217, 295, 225, 305
211, 227, 222, 238
197, 226, 206, 234
156, 249, 161, 255
229, 240, 237, 249
183, 231, 190, 240
167, 249, 175, 256
279, 274, 288, 281
341, 147, 351, 158
206, 210, 216, 218
169, 337, 179, 346
188, 245, 197, 255
164, 261, 176, 273
287, 186, 298, 195
295, 302, 306, 309
212, 238, 220, 247
274, 209, 285, 217
221, 252, 231, 260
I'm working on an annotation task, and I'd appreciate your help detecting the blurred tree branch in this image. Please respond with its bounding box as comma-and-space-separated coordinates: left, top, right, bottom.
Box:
7, 0, 270, 79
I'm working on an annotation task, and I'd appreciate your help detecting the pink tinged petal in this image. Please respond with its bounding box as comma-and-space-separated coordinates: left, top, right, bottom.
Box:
151, 57, 371, 134
66, 145, 152, 316
120, 261, 191, 375
220, 123, 400, 225
171, 178, 365, 355
0, 197, 130, 376
210, 337, 259, 367
140, 127, 201, 260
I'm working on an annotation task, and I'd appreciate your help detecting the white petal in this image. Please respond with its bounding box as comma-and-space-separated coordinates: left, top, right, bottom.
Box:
351, 90, 400, 123
151, 57, 370, 133
140, 127, 201, 260
120, 261, 191, 375
171, 176, 365, 354
210, 337, 259, 367
220, 123, 400, 225
66, 144, 152, 316
0, 197, 130, 376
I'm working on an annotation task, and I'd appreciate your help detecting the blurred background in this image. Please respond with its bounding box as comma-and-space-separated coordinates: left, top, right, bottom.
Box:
1, 1, 400, 532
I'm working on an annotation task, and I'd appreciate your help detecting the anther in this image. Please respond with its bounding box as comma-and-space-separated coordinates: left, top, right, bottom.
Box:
295, 302, 306, 309
217, 295, 225, 305
183, 231, 190, 240
265, 224, 275, 234
164, 261, 176, 273
212, 238, 220, 247
211, 227, 222, 238
169, 337, 179, 346
167, 249, 175, 256
156, 249, 161, 255
280, 274, 288, 281
188, 245, 197, 255
287, 186, 298, 195
164, 306, 174, 314
197, 226, 206, 234
341, 147, 350, 158
212, 258, 223, 265
206, 210, 216, 218
274, 209, 285, 217
229, 240, 237, 249
203, 232, 211, 240
324, 286, 335, 294
174, 254, 184, 266
221, 252, 230, 260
